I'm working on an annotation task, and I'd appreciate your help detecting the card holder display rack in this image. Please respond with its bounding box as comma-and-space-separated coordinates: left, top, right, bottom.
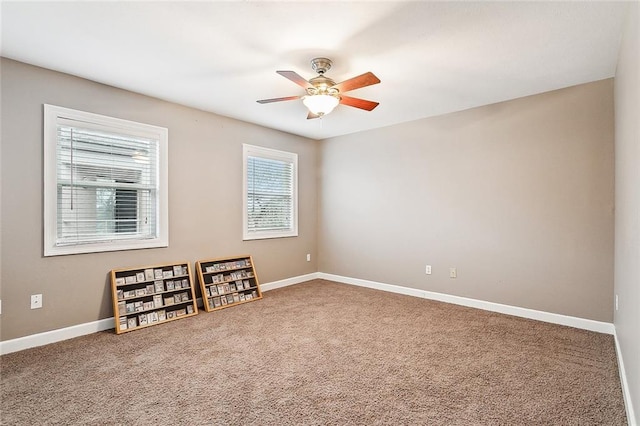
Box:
110, 261, 198, 334
195, 255, 262, 312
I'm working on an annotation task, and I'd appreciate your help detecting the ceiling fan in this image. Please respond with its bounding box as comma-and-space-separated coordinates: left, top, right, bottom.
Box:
257, 57, 380, 119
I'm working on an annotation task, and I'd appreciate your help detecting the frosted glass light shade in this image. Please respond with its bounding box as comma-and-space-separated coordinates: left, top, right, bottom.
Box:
302, 94, 340, 116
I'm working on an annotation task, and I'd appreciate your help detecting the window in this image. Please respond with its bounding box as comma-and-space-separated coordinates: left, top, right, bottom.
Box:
44, 105, 168, 256
243, 144, 298, 240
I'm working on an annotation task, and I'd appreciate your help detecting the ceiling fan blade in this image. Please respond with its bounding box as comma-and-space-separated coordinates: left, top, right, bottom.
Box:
339, 95, 379, 111
256, 96, 301, 104
276, 71, 313, 89
307, 112, 320, 120
332, 72, 380, 93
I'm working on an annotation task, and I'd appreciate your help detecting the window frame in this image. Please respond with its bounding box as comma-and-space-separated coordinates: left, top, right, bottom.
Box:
242, 144, 298, 241
43, 104, 169, 256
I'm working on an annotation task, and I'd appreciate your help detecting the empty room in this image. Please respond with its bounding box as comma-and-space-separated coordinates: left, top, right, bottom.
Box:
1, 1, 638, 424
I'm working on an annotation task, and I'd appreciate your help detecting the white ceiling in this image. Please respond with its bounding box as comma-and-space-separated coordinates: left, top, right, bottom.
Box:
1, 1, 629, 140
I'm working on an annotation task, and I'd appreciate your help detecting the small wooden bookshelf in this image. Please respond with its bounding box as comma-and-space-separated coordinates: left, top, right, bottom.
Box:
110, 261, 198, 334
195, 255, 262, 312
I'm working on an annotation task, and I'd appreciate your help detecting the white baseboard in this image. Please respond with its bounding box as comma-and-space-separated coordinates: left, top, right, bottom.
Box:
319, 273, 427, 299
0, 317, 114, 355
260, 272, 320, 292
615, 333, 637, 426
0, 272, 321, 355
1, 271, 630, 421
0, 271, 615, 354
318, 273, 615, 335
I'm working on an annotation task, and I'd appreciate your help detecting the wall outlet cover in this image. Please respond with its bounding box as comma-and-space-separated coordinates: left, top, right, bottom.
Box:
31, 294, 43, 309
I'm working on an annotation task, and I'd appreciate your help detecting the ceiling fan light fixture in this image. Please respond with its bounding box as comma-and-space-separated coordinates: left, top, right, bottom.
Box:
256, 58, 380, 119
302, 94, 340, 116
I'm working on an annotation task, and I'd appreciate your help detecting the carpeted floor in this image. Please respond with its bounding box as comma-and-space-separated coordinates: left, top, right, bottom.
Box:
1, 280, 627, 425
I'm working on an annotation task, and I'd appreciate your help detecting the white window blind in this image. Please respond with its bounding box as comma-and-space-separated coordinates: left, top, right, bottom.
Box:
44, 105, 168, 256
56, 123, 158, 243
243, 144, 298, 240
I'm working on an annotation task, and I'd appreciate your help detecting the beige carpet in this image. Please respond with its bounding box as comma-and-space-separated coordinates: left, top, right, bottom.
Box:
1, 280, 627, 425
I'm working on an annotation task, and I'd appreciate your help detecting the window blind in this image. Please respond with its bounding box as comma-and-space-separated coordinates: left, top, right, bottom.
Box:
246, 156, 293, 233
56, 123, 159, 246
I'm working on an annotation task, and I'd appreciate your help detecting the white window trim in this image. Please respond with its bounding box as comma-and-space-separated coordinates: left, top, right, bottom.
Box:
242, 144, 298, 240
43, 104, 169, 256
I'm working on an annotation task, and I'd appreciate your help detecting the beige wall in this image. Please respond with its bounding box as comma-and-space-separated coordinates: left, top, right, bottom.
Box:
319, 79, 615, 322
0, 58, 318, 340
614, 2, 639, 422
0, 57, 620, 343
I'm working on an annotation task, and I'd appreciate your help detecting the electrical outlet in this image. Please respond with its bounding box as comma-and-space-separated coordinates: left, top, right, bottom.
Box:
449, 268, 457, 279
31, 294, 43, 309
306, 253, 311, 262
615, 294, 619, 311
425, 265, 432, 275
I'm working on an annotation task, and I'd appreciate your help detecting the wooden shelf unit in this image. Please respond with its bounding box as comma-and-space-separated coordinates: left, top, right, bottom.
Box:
195, 255, 262, 312
111, 261, 198, 334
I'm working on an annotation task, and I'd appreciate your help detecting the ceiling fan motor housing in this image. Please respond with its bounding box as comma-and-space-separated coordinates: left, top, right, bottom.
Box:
310, 57, 332, 75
